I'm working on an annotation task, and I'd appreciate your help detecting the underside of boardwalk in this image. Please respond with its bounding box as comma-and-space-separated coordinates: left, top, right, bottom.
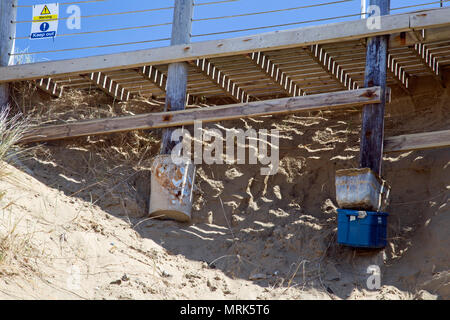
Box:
1, 7, 450, 104
1, 7, 450, 154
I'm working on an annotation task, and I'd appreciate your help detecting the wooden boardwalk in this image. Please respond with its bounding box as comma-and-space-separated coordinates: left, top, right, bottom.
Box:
0, 6, 448, 155
1, 7, 450, 103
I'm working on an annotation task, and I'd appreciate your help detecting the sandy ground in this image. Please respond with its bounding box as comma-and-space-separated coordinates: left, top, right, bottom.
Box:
0, 76, 448, 300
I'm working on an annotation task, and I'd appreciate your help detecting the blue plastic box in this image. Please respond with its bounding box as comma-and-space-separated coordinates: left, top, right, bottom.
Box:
337, 209, 388, 248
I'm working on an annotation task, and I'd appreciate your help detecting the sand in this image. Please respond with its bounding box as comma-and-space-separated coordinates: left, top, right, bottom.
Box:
0, 76, 448, 300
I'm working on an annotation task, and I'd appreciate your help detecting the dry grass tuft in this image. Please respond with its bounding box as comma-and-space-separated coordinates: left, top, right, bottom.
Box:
0, 210, 33, 268
0, 105, 29, 166
0, 104, 33, 271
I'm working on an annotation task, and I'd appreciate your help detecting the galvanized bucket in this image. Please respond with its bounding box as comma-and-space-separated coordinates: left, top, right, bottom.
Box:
335, 168, 390, 212
149, 154, 196, 222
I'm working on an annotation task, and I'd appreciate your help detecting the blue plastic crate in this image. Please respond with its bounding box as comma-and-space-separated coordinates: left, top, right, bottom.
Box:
337, 209, 388, 248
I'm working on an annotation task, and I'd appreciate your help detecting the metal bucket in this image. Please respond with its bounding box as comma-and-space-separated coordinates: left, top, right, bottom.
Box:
335, 168, 390, 212
149, 154, 196, 222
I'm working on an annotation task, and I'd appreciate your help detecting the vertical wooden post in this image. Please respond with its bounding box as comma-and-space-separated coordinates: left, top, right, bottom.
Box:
160, 0, 194, 155
0, 0, 17, 108
359, 0, 390, 175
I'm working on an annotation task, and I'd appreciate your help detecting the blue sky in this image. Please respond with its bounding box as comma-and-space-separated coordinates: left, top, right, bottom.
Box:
13, 0, 448, 63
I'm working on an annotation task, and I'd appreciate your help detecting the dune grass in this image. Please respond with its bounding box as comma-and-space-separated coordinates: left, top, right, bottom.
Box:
0, 105, 33, 269
0, 105, 28, 164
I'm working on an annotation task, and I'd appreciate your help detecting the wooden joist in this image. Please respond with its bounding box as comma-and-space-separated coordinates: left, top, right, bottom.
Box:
387, 54, 410, 91
2, 8, 450, 83
384, 129, 450, 153
190, 59, 251, 103
245, 52, 305, 97
360, 36, 410, 93
35, 78, 64, 98
305, 45, 358, 91
410, 43, 444, 87
18, 87, 381, 144
82, 72, 132, 101
135, 66, 167, 93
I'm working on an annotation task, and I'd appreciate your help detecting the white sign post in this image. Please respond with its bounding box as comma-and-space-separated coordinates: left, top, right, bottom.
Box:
30, 3, 59, 40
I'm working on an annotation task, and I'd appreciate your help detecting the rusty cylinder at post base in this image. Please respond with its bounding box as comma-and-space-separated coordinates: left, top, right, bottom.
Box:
149, 154, 195, 222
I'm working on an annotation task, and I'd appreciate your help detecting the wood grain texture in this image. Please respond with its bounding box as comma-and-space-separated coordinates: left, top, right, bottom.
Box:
18, 87, 381, 144
160, 0, 194, 155
384, 130, 450, 153
359, 0, 390, 175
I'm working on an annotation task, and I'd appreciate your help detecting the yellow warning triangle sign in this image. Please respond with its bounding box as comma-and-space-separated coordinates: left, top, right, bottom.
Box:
41, 5, 51, 15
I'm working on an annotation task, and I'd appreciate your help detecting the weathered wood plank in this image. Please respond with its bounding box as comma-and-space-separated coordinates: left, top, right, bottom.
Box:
18, 87, 381, 144
3, 8, 450, 83
409, 7, 450, 29
160, 0, 193, 155
359, 0, 390, 175
384, 129, 450, 153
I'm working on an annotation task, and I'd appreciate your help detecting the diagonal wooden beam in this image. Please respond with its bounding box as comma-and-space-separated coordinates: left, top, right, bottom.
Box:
190, 59, 251, 103
305, 45, 359, 90
409, 43, 445, 87
18, 87, 381, 144
82, 72, 132, 101
245, 52, 305, 97
35, 78, 63, 98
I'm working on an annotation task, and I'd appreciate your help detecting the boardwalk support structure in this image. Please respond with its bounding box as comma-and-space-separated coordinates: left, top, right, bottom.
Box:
18, 87, 382, 144
159, 0, 194, 155
360, 0, 390, 175
150, 0, 195, 222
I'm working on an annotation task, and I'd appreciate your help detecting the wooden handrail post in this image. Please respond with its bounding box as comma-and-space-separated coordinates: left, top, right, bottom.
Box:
360, 0, 390, 175
0, 0, 17, 108
160, 0, 194, 155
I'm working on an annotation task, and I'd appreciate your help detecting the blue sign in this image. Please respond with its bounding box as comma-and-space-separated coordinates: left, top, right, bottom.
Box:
31, 31, 56, 39
40, 22, 50, 32
31, 21, 55, 39
30, 3, 59, 40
